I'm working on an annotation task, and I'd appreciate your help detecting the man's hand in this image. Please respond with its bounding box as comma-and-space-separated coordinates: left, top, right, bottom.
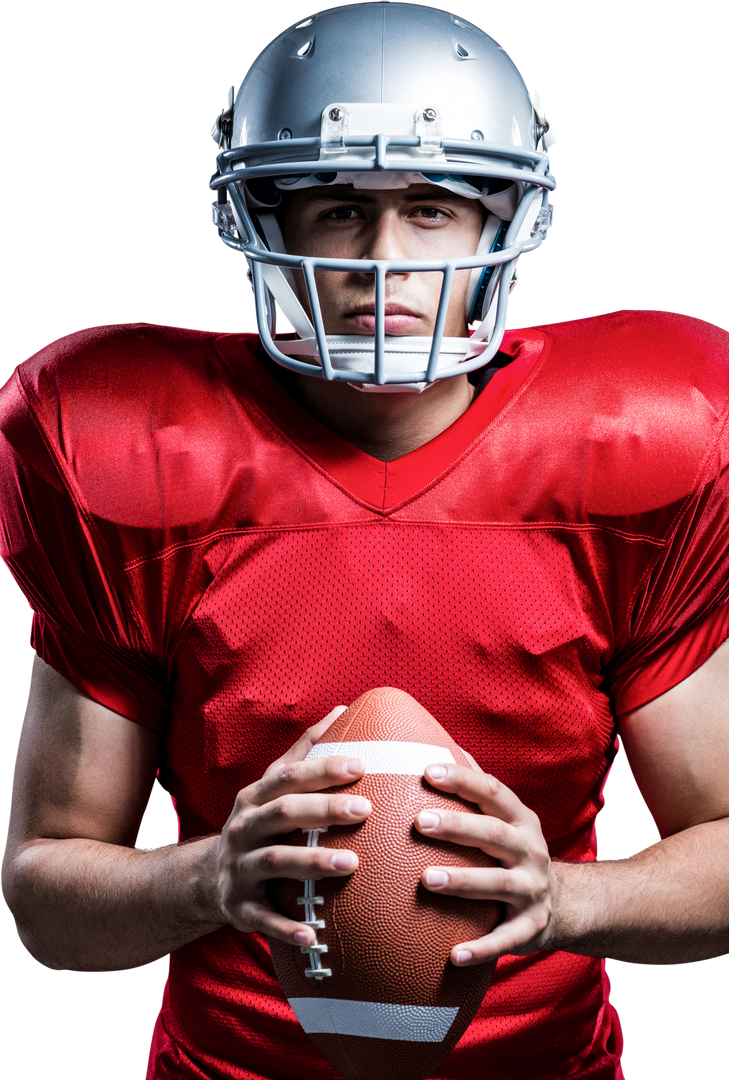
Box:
218, 707, 372, 947
414, 639, 729, 969
415, 762, 556, 966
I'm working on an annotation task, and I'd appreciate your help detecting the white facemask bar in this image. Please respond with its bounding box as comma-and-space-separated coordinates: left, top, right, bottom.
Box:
255, 170, 518, 328
226, 182, 548, 389
212, 106, 555, 389
256, 202, 506, 331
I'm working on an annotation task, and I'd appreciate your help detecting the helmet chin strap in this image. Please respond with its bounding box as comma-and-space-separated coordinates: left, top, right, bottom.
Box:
354, 383, 432, 395
274, 333, 490, 393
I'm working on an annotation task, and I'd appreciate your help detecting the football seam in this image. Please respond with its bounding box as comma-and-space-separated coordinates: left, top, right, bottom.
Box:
298, 827, 332, 979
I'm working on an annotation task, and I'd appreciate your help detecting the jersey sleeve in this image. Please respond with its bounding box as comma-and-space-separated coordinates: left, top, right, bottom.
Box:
607, 414, 729, 715
0, 368, 168, 729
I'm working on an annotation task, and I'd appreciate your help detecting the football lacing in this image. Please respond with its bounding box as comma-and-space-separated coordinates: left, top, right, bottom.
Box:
298, 828, 332, 979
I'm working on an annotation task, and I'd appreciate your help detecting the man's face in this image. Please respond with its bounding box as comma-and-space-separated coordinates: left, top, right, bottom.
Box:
281, 184, 484, 339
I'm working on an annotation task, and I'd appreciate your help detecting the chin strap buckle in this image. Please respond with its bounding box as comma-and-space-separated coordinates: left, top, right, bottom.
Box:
531, 201, 557, 246
208, 82, 236, 152
415, 106, 444, 154
321, 105, 348, 154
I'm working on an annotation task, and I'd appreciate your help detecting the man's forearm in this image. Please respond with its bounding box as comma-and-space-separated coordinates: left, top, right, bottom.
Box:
547, 818, 729, 963
3, 835, 225, 970
8, 810, 729, 973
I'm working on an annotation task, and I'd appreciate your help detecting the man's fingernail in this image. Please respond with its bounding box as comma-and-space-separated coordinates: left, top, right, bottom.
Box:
425, 869, 449, 887
418, 811, 440, 829
331, 851, 356, 870
343, 758, 364, 775
346, 797, 370, 816
294, 930, 311, 944
455, 950, 473, 965
426, 765, 447, 780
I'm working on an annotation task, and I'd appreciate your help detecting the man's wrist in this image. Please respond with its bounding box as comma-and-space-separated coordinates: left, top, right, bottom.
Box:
540, 820, 729, 964
168, 833, 228, 931
537, 859, 602, 955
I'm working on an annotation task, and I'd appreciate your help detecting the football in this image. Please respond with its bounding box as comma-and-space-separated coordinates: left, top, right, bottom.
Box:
268, 687, 501, 1080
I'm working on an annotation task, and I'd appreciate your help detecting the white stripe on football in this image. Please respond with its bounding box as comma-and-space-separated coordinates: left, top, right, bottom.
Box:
305, 740, 456, 774
288, 998, 459, 1042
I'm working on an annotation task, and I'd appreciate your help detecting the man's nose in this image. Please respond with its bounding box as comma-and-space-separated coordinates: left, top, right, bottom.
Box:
358, 211, 411, 270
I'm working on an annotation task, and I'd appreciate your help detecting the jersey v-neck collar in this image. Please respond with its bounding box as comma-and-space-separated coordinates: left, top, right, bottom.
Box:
214, 329, 548, 514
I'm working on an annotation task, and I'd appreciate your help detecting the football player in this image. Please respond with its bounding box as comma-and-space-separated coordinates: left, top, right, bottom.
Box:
3, 5, 729, 1080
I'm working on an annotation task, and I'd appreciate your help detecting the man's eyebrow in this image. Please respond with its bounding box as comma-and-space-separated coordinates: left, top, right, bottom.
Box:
298, 190, 469, 206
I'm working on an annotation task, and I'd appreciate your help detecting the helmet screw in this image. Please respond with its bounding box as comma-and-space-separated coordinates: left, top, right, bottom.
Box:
328, 107, 343, 122
471, 129, 484, 141
423, 108, 437, 122
278, 128, 293, 140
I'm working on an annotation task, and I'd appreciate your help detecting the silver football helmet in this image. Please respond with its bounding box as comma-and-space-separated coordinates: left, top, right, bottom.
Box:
210, 2, 555, 391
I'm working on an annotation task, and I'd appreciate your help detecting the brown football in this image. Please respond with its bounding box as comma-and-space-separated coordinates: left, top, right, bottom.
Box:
268, 687, 500, 1080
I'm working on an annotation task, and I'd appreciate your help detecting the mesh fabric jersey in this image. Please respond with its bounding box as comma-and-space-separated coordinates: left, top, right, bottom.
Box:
2, 311, 729, 1080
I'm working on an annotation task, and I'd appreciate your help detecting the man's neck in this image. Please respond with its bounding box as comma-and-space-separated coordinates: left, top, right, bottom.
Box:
293, 372, 475, 462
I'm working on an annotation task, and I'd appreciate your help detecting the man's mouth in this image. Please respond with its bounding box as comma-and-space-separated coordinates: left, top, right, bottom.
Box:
345, 304, 422, 335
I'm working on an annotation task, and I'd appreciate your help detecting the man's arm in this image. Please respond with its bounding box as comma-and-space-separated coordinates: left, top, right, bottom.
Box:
552, 633, 729, 963
416, 639, 729, 966
2, 657, 370, 971
2, 656, 223, 969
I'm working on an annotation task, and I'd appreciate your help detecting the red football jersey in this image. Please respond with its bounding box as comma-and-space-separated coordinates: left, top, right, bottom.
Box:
2, 311, 729, 1080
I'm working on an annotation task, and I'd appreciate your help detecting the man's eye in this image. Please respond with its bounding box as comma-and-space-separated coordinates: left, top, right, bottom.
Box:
413, 206, 448, 220
324, 207, 362, 220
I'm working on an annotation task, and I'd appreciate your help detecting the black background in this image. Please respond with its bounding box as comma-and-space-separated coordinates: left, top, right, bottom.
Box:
2, 4, 725, 1075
